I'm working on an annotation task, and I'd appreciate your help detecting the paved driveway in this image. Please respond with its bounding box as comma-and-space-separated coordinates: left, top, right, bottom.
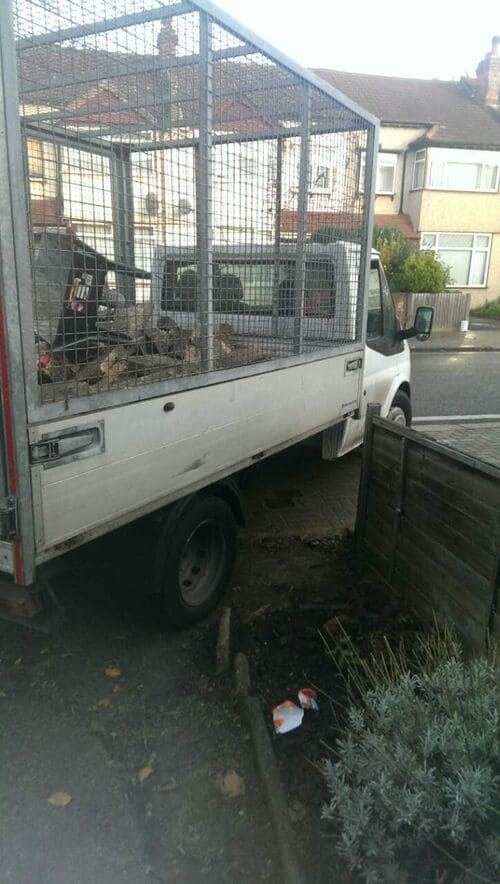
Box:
414, 419, 500, 470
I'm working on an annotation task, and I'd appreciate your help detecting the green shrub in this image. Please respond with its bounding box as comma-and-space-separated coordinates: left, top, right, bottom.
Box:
395, 250, 450, 293
471, 298, 500, 319
311, 223, 449, 293
372, 226, 417, 292
322, 633, 499, 883
372, 226, 415, 290
310, 224, 362, 244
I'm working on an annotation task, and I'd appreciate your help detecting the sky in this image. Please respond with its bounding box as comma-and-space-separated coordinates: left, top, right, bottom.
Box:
213, 0, 499, 81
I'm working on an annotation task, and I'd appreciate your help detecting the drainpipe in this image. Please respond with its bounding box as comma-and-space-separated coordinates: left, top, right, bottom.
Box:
399, 149, 407, 214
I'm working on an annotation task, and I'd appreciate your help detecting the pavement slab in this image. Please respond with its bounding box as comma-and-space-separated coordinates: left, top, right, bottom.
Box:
0, 541, 278, 884
414, 419, 500, 469
411, 318, 500, 352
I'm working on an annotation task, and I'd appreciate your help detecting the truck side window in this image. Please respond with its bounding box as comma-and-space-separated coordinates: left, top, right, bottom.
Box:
380, 266, 398, 347
367, 262, 402, 354
366, 267, 382, 339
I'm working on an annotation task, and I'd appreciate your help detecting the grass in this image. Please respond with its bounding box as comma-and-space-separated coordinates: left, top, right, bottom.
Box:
470, 298, 500, 319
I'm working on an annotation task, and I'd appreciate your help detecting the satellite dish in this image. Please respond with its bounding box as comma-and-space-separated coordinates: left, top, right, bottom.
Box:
178, 198, 193, 216
144, 193, 159, 216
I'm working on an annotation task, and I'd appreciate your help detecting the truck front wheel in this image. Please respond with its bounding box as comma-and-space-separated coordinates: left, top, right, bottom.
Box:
388, 390, 412, 426
156, 495, 237, 628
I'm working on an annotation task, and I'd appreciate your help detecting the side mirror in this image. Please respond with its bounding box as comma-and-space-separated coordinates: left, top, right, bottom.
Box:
414, 305, 434, 341
398, 305, 434, 341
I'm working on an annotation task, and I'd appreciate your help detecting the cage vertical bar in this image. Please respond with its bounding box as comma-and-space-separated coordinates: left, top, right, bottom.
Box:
293, 84, 311, 354
0, 0, 38, 582
111, 147, 137, 305
195, 10, 214, 372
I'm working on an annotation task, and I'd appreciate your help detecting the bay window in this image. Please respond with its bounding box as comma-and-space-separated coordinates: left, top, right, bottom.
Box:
419, 148, 500, 193
412, 149, 426, 189
421, 232, 492, 287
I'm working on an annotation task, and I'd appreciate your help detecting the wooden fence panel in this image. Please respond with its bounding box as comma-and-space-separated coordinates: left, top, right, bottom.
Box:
355, 412, 500, 648
393, 291, 471, 331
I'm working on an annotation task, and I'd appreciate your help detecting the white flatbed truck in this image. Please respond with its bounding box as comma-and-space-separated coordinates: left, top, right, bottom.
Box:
0, 0, 432, 626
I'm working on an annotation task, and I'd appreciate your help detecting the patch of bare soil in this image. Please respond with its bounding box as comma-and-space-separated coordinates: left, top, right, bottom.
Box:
230, 534, 422, 882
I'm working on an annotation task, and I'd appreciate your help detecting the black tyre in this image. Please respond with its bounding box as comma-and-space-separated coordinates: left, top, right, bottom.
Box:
388, 390, 412, 426
156, 495, 237, 628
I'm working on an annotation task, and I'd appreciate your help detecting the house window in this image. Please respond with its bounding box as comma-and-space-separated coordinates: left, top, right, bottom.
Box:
27, 138, 44, 178
240, 155, 257, 177
295, 161, 333, 192
359, 151, 397, 195
421, 232, 492, 287
412, 149, 426, 189
133, 152, 154, 174
426, 148, 500, 192
310, 164, 331, 191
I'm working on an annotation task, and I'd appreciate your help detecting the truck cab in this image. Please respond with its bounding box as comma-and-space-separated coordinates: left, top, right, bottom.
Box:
335, 251, 414, 457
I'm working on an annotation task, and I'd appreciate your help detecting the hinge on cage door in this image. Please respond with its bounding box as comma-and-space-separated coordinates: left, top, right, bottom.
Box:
0, 497, 19, 541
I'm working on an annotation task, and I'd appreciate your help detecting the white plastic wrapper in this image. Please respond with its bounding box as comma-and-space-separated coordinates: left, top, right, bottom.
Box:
272, 700, 304, 734
298, 688, 319, 711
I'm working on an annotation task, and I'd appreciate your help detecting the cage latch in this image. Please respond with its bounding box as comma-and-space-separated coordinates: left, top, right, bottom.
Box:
30, 425, 104, 467
0, 497, 19, 541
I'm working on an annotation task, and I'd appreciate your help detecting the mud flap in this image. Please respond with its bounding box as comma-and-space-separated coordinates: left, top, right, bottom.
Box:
321, 421, 347, 460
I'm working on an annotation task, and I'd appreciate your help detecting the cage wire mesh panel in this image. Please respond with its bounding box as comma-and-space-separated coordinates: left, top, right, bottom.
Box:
13, 0, 373, 408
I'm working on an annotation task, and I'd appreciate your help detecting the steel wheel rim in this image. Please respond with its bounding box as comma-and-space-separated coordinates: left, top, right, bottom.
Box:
178, 519, 226, 607
389, 406, 407, 425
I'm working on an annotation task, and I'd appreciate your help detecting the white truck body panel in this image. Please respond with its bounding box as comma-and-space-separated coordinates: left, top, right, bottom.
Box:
31, 349, 362, 553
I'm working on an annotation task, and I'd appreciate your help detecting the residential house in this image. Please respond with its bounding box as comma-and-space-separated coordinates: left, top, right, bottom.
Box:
23, 22, 500, 309
315, 37, 500, 306
20, 23, 363, 284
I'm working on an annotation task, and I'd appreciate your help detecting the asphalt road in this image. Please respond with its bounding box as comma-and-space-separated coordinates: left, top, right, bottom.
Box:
411, 350, 500, 416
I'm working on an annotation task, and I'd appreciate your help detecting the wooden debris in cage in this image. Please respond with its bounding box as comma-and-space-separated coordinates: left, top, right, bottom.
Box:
38, 312, 273, 399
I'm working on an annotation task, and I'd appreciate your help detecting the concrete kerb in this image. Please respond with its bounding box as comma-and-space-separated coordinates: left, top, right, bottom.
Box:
410, 346, 500, 353
215, 606, 232, 676
234, 652, 304, 884
413, 415, 500, 425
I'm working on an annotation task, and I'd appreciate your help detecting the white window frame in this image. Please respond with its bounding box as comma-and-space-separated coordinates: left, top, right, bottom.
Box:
359, 151, 398, 195
294, 160, 334, 194
424, 148, 500, 193
412, 148, 426, 190
421, 232, 492, 288
308, 163, 332, 193
27, 137, 45, 179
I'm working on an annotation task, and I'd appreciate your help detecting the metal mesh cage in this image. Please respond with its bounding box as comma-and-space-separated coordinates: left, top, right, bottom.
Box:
11, 0, 375, 409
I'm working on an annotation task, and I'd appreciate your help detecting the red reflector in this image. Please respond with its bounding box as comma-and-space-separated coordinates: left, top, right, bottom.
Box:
38, 352, 52, 369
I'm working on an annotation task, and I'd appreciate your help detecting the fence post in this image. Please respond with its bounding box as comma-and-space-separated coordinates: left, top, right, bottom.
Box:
355, 403, 381, 556
388, 434, 408, 583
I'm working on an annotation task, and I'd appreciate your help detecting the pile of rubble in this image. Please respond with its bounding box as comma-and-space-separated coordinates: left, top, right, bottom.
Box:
38, 304, 271, 401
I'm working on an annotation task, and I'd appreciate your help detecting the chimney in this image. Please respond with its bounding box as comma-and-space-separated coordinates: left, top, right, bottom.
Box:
475, 36, 500, 109
157, 20, 178, 60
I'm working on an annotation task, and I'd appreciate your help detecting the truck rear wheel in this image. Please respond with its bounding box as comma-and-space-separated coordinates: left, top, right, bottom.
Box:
156, 495, 237, 628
